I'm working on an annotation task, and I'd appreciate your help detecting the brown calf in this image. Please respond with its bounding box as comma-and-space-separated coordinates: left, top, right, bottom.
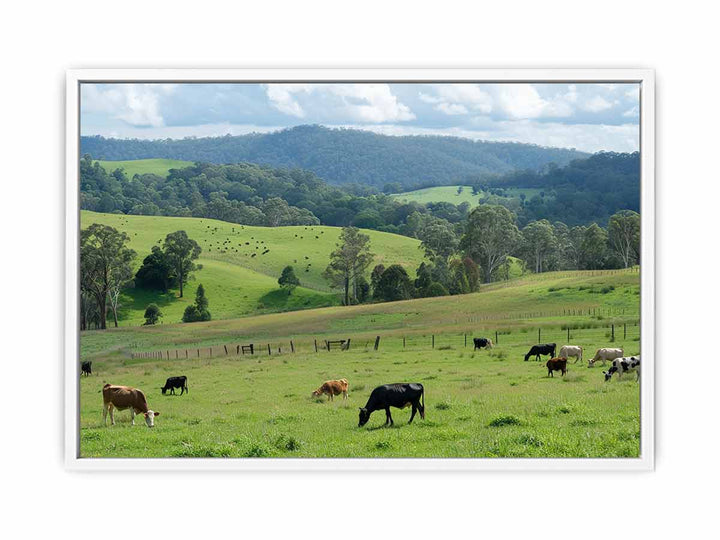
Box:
312, 379, 349, 401
546, 357, 568, 377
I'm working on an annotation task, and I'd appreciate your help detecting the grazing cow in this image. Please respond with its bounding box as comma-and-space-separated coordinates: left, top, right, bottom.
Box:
524, 343, 557, 362
81, 361, 92, 377
161, 376, 188, 395
473, 337, 493, 350
604, 356, 640, 381
559, 345, 583, 364
312, 378, 349, 401
589, 347, 624, 367
102, 384, 159, 428
546, 357, 568, 377
358, 383, 425, 427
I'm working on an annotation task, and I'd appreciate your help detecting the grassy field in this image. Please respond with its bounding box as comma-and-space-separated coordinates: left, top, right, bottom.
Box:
390, 185, 549, 206
81, 268, 639, 359
390, 185, 483, 205
79, 325, 640, 458
82, 211, 424, 325
97, 158, 194, 178
79, 268, 641, 458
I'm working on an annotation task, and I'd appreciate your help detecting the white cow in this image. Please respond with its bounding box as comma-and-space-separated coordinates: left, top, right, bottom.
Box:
604, 356, 640, 381
588, 347, 624, 367
559, 345, 583, 364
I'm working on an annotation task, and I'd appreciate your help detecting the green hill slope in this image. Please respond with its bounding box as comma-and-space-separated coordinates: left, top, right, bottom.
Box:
81, 211, 424, 325
80, 267, 640, 359
97, 158, 193, 178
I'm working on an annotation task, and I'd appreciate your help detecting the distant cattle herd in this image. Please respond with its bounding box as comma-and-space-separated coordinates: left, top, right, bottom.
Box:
84, 335, 639, 429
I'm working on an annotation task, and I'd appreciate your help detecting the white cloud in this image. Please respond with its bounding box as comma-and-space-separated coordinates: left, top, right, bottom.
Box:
625, 86, 640, 100
419, 84, 493, 116
81, 84, 176, 127
436, 102, 469, 115
582, 95, 615, 112
264, 83, 414, 123
622, 106, 640, 118
495, 84, 574, 119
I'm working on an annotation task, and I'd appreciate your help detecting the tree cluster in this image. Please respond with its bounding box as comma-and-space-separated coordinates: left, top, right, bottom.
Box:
79, 155, 470, 234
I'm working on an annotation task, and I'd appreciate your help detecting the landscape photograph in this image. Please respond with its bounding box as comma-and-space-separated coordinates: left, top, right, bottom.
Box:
76, 80, 643, 460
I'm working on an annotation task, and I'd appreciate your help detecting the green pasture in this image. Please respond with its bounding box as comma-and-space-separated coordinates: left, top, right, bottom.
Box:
97, 158, 194, 179
79, 324, 641, 458
390, 185, 483, 205
79, 267, 641, 458
389, 185, 549, 206
80, 268, 640, 359
81, 211, 424, 325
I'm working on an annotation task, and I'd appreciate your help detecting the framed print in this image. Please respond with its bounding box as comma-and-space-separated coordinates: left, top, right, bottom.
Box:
65, 68, 654, 471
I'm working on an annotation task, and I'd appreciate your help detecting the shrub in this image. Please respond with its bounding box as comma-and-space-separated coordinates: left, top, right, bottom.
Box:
143, 303, 162, 325
488, 415, 523, 427
424, 282, 449, 297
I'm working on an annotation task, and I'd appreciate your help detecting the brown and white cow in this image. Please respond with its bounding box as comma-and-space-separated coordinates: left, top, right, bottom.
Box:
102, 384, 159, 427
312, 379, 349, 402
588, 347, 624, 367
559, 345, 583, 364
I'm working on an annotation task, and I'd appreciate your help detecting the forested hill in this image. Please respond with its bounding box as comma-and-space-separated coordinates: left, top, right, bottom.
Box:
483, 152, 640, 226
80, 125, 588, 189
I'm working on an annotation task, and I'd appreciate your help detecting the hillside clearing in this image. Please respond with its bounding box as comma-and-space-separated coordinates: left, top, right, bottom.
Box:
81, 211, 425, 325
97, 158, 194, 178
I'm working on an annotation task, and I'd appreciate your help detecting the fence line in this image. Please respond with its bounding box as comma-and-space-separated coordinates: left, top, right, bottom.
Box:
128, 320, 640, 361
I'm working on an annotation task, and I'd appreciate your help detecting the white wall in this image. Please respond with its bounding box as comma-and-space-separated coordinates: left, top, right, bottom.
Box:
0, 1, 716, 538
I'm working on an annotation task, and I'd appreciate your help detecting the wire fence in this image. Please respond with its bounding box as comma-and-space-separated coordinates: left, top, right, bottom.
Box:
128, 320, 640, 362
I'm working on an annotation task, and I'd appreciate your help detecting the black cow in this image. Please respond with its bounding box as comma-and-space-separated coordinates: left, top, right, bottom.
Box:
81, 361, 92, 377
524, 343, 556, 362
358, 383, 425, 427
161, 376, 188, 395
473, 337, 493, 350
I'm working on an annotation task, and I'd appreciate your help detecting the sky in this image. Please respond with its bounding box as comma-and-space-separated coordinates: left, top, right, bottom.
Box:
81, 82, 640, 153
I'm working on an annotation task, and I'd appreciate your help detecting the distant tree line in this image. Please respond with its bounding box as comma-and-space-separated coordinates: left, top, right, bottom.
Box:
80, 125, 587, 189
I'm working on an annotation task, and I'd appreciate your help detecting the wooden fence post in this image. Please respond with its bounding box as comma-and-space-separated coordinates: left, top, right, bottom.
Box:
432, 335, 435, 348
209, 348, 212, 357
403, 336, 406, 348
464, 334, 467, 348
374, 336, 380, 351
290, 340, 295, 353
268, 343, 271, 355
624, 323, 627, 340
346, 339, 351, 350
611, 324, 615, 342
538, 328, 541, 343
567, 327, 570, 342
495, 331, 498, 345
237, 345, 240, 355
314, 339, 318, 353
224, 345, 228, 355
197, 349, 200, 358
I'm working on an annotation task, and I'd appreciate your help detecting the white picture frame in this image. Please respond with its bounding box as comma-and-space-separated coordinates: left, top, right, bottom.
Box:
66, 68, 654, 471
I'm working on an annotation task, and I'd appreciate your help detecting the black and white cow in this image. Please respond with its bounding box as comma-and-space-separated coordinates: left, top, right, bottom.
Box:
603, 356, 640, 382
473, 337, 493, 350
